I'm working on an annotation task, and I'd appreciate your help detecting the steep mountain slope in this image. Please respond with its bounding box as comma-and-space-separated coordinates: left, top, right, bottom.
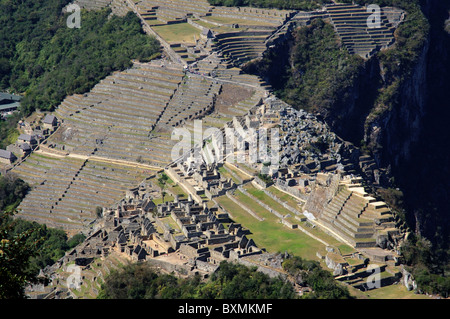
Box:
243, 0, 450, 295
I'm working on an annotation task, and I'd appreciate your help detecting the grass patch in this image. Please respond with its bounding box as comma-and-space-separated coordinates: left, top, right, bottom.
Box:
169, 184, 187, 198
216, 194, 327, 261
153, 22, 201, 44
233, 189, 267, 218
338, 244, 356, 255
224, 162, 252, 181
267, 185, 303, 208
159, 215, 182, 233
352, 283, 431, 300
152, 195, 174, 206
244, 183, 293, 216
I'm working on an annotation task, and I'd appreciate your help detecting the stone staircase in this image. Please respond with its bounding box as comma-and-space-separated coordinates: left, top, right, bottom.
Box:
319, 181, 397, 249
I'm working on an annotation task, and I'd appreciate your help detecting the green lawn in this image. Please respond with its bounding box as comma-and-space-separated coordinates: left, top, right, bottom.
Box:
152, 195, 174, 206
242, 183, 355, 255
243, 183, 294, 216
159, 215, 182, 233
152, 22, 201, 44
169, 184, 187, 199
267, 185, 304, 208
218, 166, 240, 184
191, 18, 238, 33
348, 282, 432, 299
216, 193, 327, 261
224, 162, 253, 181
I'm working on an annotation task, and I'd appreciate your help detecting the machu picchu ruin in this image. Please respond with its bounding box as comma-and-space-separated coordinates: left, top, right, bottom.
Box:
2, 0, 439, 301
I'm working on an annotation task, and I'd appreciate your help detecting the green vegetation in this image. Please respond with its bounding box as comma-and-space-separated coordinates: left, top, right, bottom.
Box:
98, 260, 295, 299
202, 15, 274, 26
0, 206, 86, 272
0, 213, 39, 299
0, 214, 85, 298
282, 255, 353, 299
0, 174, 33, 298
0, 0, 160, 116
216, 194, 325, 260
401, 234, 450, 298
0, 216, 86, 276
257, 173, 273, 184
98, 257, 355, 299
157, 172, 172, 188
207, 0, 331, 11
0, 113, 21, 150
244, 184, 293, 216
0, 173, 29, 213
0, 172, 85, 298
245, 18, 365, 114
267, 185, 302, 207
351, 0, 430, 126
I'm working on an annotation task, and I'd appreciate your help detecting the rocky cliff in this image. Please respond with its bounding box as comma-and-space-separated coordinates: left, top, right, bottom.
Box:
364, 38, 429, 170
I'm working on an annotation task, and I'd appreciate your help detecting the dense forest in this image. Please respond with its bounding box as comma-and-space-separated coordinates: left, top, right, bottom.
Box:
0, 1, 160, 115
0, 215, 86, 275
282, 255, 353, 299
98, 257, 352, 299
98, 261, 295, 299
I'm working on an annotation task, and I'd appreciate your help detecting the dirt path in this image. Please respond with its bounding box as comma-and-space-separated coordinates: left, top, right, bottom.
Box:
34, 148, 162, 171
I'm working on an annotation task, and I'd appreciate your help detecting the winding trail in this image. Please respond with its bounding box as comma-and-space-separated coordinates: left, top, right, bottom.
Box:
34, 147, 162, 171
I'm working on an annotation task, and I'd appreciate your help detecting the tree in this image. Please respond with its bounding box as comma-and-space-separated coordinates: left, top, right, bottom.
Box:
282, 255, 353, 299
98, 261, 296, 299
158, 173, 170, 202
0, 213, 40, 299
95, 206, 103, 218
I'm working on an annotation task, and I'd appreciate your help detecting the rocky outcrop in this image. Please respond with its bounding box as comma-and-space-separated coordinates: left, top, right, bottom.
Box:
400, 264, 418, 291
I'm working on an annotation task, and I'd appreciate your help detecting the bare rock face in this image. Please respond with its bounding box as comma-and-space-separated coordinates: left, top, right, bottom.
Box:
303, 173, 341, 219
365, 38, 430, 169
325, 253, 346, 276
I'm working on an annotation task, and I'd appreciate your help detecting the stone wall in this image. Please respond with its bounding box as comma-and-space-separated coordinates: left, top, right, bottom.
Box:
260, 187, 302, 215
146, 258, 192, 276
235, 258, 286, 279
238, 185, 283, 218
196, 260, 219, 273
275, 180, 308, 201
